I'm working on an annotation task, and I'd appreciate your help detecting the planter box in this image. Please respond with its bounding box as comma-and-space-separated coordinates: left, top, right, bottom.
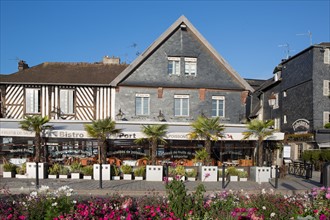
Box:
26, 162, 47, 179
187, 177, 196, 181
230, 176, 238, 182
123, 174, 132, 180
48, 174, 58, 179
3, 171, 15, 178
16, 174, 27, 179
93, 164, 111, 181
71, 173, 82, 179
59, 174, 69, 179
112, 176, 120, 180
200, 166, 218, 182
134, 176, 143, 180
240, 177, 248, 181
83, 175, 92, 180
146, 165, 163, 181
250, 166, 271, 183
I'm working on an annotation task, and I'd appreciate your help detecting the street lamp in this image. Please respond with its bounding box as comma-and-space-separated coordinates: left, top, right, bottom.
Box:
268, 93, 276, 120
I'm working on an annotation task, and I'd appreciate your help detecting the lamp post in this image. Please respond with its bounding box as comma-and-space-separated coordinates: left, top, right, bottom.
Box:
267, 94, 276, 166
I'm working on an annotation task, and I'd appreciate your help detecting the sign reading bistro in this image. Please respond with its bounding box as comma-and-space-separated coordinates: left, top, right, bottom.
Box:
292, 119, 310, 134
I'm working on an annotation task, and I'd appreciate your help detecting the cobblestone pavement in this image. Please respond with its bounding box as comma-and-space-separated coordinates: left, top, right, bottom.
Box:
0, 171, 323, 197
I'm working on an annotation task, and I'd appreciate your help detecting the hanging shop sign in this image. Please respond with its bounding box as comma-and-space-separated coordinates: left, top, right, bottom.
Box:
292, 119, 310, 134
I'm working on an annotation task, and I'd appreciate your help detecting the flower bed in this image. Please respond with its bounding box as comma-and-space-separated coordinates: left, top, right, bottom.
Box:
0, 181, 329, 219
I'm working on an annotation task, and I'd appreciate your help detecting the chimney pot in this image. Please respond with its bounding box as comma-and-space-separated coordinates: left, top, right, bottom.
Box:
18, 60, 29, 71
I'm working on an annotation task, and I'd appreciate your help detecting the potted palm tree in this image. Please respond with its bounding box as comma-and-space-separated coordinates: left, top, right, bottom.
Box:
48, 163, 61, 179
59, 165, 70, 179
135, 124, 168, 181
242, 119, 275, 183
20, 115, 53, 184
227, 166, 239, 182
189, 116, 224, 182
82, 165, 93, 180
15, 163, 27, 179
133, 166, 146, 180
84, 118, 121, 182
121, 164, 133, 180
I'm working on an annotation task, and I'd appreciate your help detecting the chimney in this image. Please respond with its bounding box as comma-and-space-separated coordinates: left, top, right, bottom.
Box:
18, 60, 29, 71
103, 56, 120, 65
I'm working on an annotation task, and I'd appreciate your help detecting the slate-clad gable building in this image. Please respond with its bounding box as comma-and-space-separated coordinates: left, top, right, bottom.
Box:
0, 16, 283, 165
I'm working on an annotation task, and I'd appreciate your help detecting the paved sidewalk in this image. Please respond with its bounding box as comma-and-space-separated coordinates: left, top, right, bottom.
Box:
0, 171, 323, 197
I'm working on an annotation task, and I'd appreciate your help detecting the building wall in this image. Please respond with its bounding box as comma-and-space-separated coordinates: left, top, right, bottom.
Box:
115, 87, 245, 123
120, 27, 244, 90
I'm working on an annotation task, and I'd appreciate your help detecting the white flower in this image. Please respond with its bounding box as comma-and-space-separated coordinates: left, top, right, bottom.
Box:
66, 192, 72, 197
30, 191, 38, 198
261, 189, 266, 194
73, 200, 77, 204
52, 202, 57, 207
270, 213, 276, 217
262, 206, 266, 210
31, 182, 35, 186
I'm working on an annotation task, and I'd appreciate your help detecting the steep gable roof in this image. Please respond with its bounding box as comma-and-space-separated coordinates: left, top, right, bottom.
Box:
0, 62, 128, 86
110, 15, 254, 92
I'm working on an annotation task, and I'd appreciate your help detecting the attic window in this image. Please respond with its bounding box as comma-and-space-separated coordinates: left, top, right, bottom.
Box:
180, 24, 187, 30
168, 57, 180, 75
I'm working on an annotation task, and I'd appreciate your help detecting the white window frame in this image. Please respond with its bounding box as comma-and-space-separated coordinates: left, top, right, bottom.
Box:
283, 115, 287, 124
184, 57, 197, 76
211, 96, 225, 117
324, 48, 330, 64
60, 89, 75, 114
25, 88, 40, 114
273, 93, 279, 109
174, 95, 189, 116
135, 94, 150, 115
283, 91, 287, 97
274, 118, 281, 130
324, 111, 330, 126
168, 57, 180, 75
323, 80, 330, 96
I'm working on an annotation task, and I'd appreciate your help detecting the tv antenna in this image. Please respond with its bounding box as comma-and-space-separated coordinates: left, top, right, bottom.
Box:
278, 43, 295, 59
296, 30, 313, 46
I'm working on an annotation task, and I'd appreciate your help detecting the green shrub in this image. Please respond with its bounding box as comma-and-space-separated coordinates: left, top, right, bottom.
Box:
81, 165, 93, 176
111, 165, 120, 176
238, 170, 248, 178
16, 163, 26, 174
324, 122, 330, 129
70, 161, 82, 173
133, 166, 146, 177
175, 165, 186, 176
3, 163, 17, 173
49, 163, 61, 175
59, 166, 70, 175
186, 169, 197, 178
227, 167, 239, 176
121, 164, 133, 174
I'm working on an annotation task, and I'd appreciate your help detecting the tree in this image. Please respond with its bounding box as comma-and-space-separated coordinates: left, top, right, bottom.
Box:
242, 119, 275, 167
84, 118, 122, 164
135, 124, 168, 165
20, 115, 52, 162
188, 116, 225, 164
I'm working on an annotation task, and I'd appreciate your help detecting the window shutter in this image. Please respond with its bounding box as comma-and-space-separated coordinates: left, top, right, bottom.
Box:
324, 112, 330, 125
324, 80, 330, 96
324, 49, 330, 64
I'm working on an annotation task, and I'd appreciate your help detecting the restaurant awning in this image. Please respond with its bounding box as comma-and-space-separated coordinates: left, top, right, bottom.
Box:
0, 119, 284, 141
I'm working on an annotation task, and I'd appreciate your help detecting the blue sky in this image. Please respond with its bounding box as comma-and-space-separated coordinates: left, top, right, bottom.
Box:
1, 1, 329, 79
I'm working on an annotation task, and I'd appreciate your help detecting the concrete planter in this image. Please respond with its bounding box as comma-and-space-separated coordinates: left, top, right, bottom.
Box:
123, 174, 132, 180
250, 166, 271, 183
240, 177, 248, 181
134, 176, 143, 180
48, 174, 58, 179
16, 174, 27, 179
112, 176, 120, 180
59, 174, 69, 179
187, 177, 196, 181
71, 173, 82, 179
230, 175, 238, 182
83, 175, 92, 180
200, 166, 218, 182
146, 165, 163, 181
3, 171, 15, 178
93, 164, 111, 181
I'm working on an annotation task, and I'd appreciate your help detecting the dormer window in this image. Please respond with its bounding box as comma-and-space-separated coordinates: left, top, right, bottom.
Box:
184, 58, 197, 76
168, 57, 180, 75
274, 71, 281, 81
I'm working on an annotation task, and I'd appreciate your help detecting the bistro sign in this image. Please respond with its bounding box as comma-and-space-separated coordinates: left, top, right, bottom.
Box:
292, 119, 310, 134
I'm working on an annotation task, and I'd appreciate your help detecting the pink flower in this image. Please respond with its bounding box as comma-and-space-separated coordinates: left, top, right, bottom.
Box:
320, 214, 327, 220
326, 193, 330, 200
313, 209, 318, 214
